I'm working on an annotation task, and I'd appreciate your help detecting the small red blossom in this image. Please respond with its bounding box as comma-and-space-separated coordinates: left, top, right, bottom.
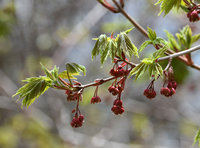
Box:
91, 96, 101, 104
111, 99, 124, 115
187, 10, 199, 22
71, 115, 84, 128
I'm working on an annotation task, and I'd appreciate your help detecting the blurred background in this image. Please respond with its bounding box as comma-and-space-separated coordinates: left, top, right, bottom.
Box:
0, 0, 200, 148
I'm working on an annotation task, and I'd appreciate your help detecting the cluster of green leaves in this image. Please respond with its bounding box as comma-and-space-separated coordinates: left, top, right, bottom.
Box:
129, 28, 168, 80
13, 76, 52, 107
139, 27, 166, 52
165, 25, 200, 50
13, 63, 86, 108
155, 0, 185, 16
130, 54, 164, 80
92, 28, 138, 64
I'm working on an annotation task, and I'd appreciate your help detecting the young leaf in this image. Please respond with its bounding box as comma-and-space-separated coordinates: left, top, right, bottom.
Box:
71, 63, 86, 76
124, 34, 138, 57
13, 77, 51, 108
155, 0, 181, 16
51, 65, 59, 80
66, 63, 78, 73
149, 64, 155, 78
139, 40, 152, 52
147, 27, 157, 41
155, 63, 163, 78
58, 70, 79, 79
117, 32, 126, 58
109, 40, 117, 61
155, 37, 167, 45
135, 64, 147, 80
191, 34, 200, 45
176, 25, 193, 49
101, 40, 112, 64
165, 31, 180, 50
40, 63, 59, 81
92, 34, 107, 59
152, 45, 168, 59
40, 63, 54, 80
142, 58, 154, 65
129, 63, 144, 77
124, 27, 134, 34
194, 129, 200, 147
65, 63, 86, 76
117, 32, 138, 58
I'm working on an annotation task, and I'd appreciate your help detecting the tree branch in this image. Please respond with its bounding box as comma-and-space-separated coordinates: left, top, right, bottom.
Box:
81, 76, 116, 89
157, 45, 200, 62
112, 0, 148, 37
98, 0, 200, 71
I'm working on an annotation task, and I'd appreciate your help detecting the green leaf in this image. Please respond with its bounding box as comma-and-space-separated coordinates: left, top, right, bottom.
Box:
129, 63, 144, 77
139, 40, 152, 52
194, 129, 200, 147
92, 34, 107, 59
152, 45, 168, 59
71, 63, 86, 76
40, 63, 59, 81
124, 27, 134, 34
135, 64, 147, 80
66, 63, 78, 73
185, 26, 192, 48
191, 34, 200, 44
155, 0, 181, 16
117, 33, 126, 58
149, 64, 155, 78
124, 33, 138, 57
65, 63, 86, 76
165, 31, 180, 50
109, 40, 117, 61
101, 40, 112, 64
147, 27, 157, 41
155, 63, 163, 79
51, 66, 59, 80
175, 25, 193, 49
117, 32, 138, 58
58, 70, 79, 79
40, 63, 54, 80
13, 77, 51, 108
142, 58, 154, 65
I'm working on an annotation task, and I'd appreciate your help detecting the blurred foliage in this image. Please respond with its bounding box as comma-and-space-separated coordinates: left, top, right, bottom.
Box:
0, 115, 65, 148
132, 113, 149, 134
172, 58, 190, 84
101, 21, 132, 33
0, 2, 15, 37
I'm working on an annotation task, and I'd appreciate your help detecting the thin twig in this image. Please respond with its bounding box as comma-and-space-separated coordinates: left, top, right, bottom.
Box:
157, 45, 200, 62
81, 76, 116, 89
164, 57, 173, 71
112, 0, 148, 37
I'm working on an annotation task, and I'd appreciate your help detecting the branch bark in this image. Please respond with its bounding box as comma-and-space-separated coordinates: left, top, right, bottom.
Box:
157, 45, 200, 62
112, 0, 148, 37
